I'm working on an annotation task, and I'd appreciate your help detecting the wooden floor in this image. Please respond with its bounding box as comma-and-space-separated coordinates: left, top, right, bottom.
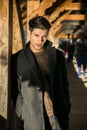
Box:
66, 60, 87, 130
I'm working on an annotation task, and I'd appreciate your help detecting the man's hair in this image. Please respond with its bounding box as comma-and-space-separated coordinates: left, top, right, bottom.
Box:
28, 16, 51, 31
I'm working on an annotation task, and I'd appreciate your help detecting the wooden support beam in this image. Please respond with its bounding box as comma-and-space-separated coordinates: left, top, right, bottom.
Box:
0, 0, 13, 129
13, 0, 23, 53
48, 0, 72, 23
50, 10, 72, 32
62, 20, 87, 25
48, 1, 87, 23
64, 14, 87, 20
28, 0, 56, 19
0, 0, 8, 120
64, 3, 87, 10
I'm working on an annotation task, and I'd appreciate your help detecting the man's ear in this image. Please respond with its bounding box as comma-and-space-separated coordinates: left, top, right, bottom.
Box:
28, 30, 31, 40
28, 30, 30, 36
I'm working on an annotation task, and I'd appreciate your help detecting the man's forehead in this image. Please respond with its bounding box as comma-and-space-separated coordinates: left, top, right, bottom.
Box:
31, 28, 48, 34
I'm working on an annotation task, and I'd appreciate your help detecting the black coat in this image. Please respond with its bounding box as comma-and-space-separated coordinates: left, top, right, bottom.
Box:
11, 41, 71, 130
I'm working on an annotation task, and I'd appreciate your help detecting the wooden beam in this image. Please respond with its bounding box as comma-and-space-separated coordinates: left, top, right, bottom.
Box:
0, 0, 8, 120
64, 3, 87, 10
50, 10, 72, 32
28, 0, 56, 19
48, 0, 73, 22
62, 20, 87, 25
0, 0, 13, 130
49, 13, 87, 37
64, 14, 87, 20
13, 0, 23, 53
48, 1, 87, 23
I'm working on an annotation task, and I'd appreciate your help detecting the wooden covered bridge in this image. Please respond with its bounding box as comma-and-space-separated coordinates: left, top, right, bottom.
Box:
0, 0, 87, 130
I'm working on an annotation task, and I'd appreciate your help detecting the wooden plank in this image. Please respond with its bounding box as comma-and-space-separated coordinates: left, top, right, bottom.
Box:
0, 0, 8, 120
50, 10, 72, 32
65, 14, 87, 20
64, 3, 87, 10
27, 0, 56, 19
0, 0, 13, 130
48, 0, 72, 22
62, 20, 87, 25
13, 0, 23, 53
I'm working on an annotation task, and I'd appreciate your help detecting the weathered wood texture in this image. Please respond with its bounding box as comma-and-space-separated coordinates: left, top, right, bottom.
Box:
0, 0, 9, 129
28, 0, 56, 20
0, 0, 13, 129
12, 0, 23, 53
0, 0, 8, 119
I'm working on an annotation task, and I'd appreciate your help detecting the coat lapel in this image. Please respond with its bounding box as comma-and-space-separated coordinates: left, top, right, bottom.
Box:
24, 48, 44, 86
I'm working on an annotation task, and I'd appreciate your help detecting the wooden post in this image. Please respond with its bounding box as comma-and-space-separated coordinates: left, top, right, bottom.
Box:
0, 0, 13, 129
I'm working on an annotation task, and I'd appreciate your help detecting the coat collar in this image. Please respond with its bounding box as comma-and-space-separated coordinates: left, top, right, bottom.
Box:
25, 41, 57, 80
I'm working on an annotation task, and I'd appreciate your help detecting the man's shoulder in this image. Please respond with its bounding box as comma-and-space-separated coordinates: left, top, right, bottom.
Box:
52, 46, 64, 55
12, 48, 25, 56
57, 47, 65, 55
49, 46, 65, 60
11, 49, 26, 64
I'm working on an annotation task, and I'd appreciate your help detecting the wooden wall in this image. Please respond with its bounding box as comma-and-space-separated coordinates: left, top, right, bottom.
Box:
12, 0, 23, 53
0, 0, 8, 119
0, 0, 9, 129
0, 0, 13, 129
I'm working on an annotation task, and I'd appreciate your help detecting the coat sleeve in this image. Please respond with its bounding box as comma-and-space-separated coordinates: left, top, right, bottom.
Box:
11, 53, 19, 106
11, 52, 24, 121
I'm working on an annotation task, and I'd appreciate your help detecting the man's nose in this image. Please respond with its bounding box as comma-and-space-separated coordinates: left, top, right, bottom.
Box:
39, 36, 43, 42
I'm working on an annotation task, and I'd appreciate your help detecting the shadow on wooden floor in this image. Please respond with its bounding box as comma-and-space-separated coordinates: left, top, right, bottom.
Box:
66, 62, 87, 130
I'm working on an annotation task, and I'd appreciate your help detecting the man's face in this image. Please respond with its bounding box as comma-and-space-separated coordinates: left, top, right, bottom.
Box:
29, 28, 48, 53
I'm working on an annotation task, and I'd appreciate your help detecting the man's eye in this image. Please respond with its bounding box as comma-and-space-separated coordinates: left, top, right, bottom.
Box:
35, 34, 38, 37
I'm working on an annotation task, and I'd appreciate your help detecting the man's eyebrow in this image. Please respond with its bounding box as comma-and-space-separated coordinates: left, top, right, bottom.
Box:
34, 33, 38, 35
34, 33, 47, 36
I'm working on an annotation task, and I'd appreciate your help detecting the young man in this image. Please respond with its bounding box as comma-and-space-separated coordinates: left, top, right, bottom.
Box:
11, 16, 71, 130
